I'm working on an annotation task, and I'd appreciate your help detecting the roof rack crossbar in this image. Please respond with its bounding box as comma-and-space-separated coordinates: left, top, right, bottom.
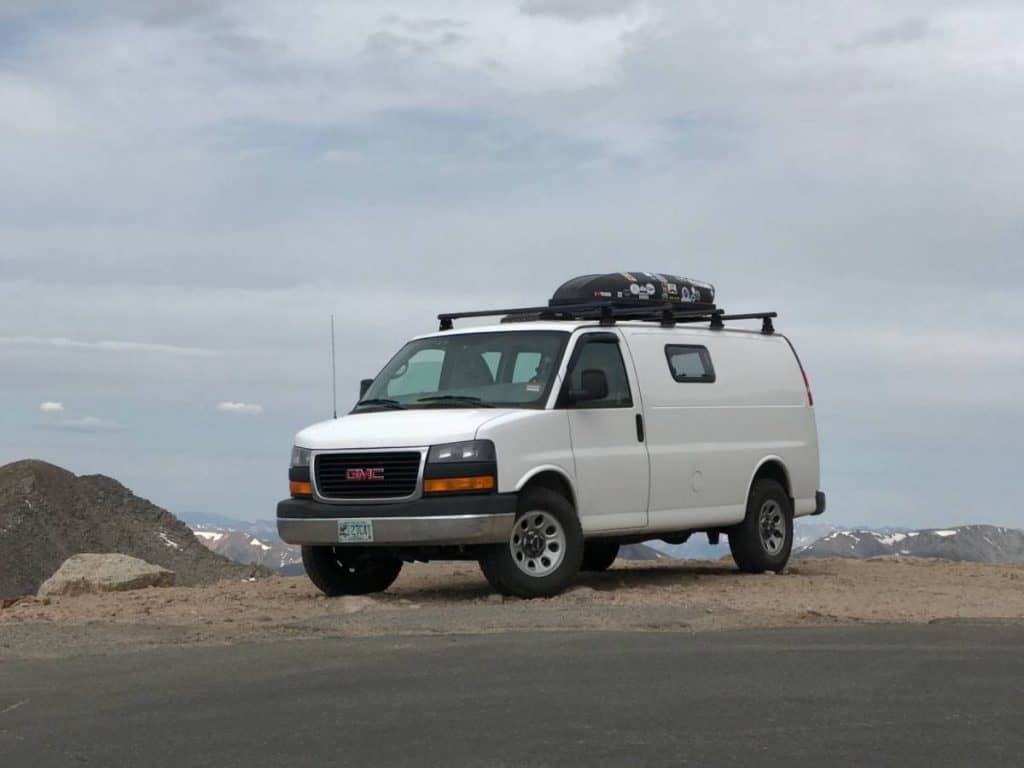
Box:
438, 302, 776, 332
438, 302, 601, 329
715, 312, 778, 335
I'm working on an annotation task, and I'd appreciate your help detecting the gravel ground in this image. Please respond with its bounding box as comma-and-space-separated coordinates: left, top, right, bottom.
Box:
2, 556, 1023, 659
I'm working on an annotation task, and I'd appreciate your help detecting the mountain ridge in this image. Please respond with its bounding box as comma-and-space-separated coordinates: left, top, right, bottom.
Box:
0, 459, 265, 598
797, 524, 1024, 563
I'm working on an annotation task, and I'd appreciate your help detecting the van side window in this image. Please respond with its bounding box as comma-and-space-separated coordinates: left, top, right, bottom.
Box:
568, 339, 633, 408
665, 345, 716, 383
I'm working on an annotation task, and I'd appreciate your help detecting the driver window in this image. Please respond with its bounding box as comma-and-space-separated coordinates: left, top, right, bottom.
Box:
569, 341, 633, 408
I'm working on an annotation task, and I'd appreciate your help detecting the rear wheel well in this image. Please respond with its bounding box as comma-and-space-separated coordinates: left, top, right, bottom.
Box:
521, 471, 576, 510
750, 460, 791, 500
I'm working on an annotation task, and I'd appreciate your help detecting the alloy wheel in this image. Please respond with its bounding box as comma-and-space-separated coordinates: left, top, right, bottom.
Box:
509, 510, 566, 577
758, 500, 786, 555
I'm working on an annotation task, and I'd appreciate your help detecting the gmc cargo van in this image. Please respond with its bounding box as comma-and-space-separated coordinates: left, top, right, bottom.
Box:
278, 273, 824, 598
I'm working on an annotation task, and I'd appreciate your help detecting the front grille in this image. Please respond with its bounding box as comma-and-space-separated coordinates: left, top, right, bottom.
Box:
314, 452, 422, 500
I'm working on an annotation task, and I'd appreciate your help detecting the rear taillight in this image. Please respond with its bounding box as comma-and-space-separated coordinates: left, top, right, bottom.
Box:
801, 367, 814, 406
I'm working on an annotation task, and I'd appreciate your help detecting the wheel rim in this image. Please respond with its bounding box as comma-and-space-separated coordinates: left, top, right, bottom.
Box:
758, 500, 786, 555
509, 510, 566, 577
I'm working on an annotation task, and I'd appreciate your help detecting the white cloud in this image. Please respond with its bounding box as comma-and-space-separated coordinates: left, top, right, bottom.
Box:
0, 336, 216, 357
39, 401, 64, 413
38, 416, 125, 433
216, 401, 263, 415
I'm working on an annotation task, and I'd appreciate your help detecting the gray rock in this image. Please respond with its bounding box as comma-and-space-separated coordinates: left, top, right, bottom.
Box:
38, 553, 175, 597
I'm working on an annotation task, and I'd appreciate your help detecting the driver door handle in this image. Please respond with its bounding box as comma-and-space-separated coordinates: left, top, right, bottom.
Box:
635, 414, 645, 442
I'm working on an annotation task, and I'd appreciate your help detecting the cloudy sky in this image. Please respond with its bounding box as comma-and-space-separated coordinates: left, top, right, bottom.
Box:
1, 0, 1021, 528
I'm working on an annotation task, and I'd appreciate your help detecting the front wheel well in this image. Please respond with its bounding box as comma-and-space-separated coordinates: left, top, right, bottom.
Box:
520, 470, 576, 510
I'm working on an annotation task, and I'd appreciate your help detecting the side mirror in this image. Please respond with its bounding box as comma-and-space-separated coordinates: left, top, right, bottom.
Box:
359, 378, 374, 398
569, 369, 609, 404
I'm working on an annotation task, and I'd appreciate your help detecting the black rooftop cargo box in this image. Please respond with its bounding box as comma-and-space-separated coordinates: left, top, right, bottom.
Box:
549, 272, 715, 308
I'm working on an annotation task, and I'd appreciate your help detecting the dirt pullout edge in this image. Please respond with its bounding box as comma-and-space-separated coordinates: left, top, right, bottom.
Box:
3, 557, 1024, 660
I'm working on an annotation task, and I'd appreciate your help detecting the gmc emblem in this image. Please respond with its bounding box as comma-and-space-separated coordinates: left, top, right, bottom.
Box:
346, 467, 385, 481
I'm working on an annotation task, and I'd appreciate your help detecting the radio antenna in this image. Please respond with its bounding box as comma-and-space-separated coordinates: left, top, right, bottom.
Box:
330, 314, 337, 419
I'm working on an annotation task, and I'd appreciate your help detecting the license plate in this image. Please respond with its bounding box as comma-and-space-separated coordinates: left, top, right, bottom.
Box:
338, 520, 374, 543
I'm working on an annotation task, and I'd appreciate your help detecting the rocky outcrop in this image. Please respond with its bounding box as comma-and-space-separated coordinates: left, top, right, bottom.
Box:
0, 460, 268, 598
38, 553, 175, 596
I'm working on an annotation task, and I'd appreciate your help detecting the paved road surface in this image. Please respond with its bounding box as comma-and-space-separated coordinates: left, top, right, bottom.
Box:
2, 622, 1022, 767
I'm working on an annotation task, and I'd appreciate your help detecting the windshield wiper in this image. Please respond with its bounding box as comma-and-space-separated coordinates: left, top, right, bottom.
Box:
415, 395, 496, 408
354, 398, 406, 410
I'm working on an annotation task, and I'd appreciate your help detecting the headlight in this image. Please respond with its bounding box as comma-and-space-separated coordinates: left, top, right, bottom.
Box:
427, 440, 495, 463
290, 445, 312, 467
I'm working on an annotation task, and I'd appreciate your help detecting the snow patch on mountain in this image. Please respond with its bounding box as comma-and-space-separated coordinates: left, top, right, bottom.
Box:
192, 526, 302, 573
156, 531, 181, 550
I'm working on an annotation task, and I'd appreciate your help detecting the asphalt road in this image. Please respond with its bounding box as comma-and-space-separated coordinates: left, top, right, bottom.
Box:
2, 622, 1022, 767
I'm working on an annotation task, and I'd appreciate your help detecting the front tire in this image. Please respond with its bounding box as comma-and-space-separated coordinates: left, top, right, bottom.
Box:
301, 546, 403, 596
479, 487, 583, 598
728, 479, 793, 574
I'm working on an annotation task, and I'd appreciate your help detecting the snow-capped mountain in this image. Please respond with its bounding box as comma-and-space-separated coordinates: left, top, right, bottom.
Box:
797, 525, 1024, 563
647, 518, 839, 560
192, 529, 303, 574
189, 526, 666, 572
618, 543, 669, 560
182, 508, 1024, 572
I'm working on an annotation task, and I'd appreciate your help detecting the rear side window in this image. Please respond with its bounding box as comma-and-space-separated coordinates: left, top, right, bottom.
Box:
665, 345, 715, 383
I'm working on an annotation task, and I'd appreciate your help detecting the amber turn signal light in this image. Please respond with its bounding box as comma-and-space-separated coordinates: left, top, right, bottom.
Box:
423, 475, 495, 494
289, 480, 313, 497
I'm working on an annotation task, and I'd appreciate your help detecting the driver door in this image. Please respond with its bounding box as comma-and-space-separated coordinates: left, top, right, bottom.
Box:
560, 332, 649, 531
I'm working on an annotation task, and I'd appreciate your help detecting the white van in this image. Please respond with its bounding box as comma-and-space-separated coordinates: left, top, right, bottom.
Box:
279, 273, 824, 598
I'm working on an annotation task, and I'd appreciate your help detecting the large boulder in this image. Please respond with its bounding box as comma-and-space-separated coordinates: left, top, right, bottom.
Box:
38, 553, 175, 597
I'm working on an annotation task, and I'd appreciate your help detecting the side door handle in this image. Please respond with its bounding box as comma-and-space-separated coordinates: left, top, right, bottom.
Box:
635, 413, 645, 443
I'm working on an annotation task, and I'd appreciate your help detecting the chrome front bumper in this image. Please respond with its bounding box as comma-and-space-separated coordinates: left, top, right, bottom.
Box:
276, 494, 518, 547
278, 513, 515, 546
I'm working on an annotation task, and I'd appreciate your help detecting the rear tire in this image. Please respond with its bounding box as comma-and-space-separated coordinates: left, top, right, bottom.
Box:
301, 546, 403, 596
728, 479, 793, 574
479, 487, 583, 598
580, 540, 619, 572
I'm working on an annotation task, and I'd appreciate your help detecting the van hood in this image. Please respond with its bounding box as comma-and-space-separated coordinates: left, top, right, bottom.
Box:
294, 409, 517, 450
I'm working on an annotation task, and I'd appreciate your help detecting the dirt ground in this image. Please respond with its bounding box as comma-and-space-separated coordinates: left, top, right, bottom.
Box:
2, 557, 1023, 659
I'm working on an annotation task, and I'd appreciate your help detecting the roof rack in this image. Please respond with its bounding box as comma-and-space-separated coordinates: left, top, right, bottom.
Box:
437, 302, 777, 334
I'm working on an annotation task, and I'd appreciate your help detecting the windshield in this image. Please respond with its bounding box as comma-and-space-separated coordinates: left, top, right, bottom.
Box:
355, 331, 569, 411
